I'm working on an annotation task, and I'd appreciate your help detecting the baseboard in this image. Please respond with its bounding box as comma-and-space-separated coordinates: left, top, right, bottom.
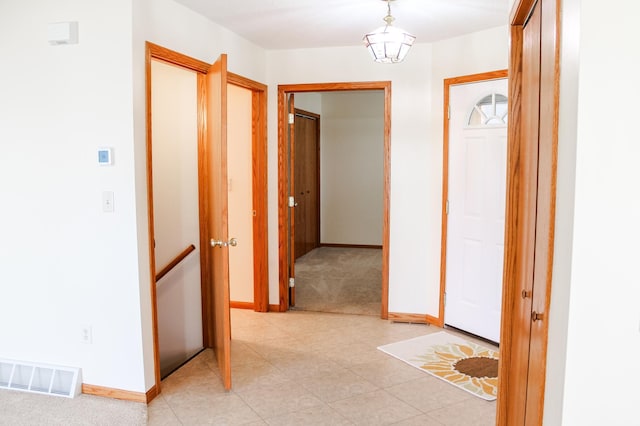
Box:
320, 243, 383, 249
425, 313, 443, 327
269, 304, 284, 312
230, 301, 254, 310
82, 383, 150, 403
388, 312, 430, 324
145, 385, 159, 403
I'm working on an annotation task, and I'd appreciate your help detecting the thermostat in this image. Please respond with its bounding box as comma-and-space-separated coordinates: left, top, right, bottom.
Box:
98, 148, 113, 166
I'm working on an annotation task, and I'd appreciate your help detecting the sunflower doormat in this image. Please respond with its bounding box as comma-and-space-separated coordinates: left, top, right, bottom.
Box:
377, 331, 499, 400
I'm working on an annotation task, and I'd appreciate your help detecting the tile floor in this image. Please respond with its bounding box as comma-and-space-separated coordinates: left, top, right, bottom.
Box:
148, 309, 497, 425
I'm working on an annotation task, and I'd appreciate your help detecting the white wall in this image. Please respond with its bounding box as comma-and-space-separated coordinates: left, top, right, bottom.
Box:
320, 92, 384, 245
264, 27, 508, 311
0, 0, 147, 391
228, 84, 255, 303
559, 0, 640, 423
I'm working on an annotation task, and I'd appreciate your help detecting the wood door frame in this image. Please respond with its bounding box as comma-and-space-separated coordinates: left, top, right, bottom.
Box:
497, 0, 560, 423
438, 69, 508, 328
293, 107, 321, 259
144, 42, 269, 395
227, 73, 270, 313
277, 82, 391, 318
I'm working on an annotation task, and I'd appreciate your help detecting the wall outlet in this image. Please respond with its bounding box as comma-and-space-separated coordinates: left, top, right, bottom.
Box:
81, 325, 93, 344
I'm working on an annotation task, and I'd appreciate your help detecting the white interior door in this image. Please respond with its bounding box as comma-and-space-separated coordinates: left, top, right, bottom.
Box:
445, 78, 508, 343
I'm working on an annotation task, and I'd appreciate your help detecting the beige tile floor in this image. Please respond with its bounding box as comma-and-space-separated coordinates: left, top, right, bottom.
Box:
148, 309, 497, 425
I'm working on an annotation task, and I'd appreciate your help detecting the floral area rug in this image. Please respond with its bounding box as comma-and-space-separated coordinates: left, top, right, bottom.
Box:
377, 331, 499, 400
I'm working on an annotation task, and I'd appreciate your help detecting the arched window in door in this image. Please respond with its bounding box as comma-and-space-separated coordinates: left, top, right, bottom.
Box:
468, 93, 508, 126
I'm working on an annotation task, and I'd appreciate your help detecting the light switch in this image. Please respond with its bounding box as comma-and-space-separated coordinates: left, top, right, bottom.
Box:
102, 191, 114, 213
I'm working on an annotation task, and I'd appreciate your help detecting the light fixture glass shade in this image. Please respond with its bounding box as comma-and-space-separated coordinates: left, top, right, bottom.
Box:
363, 0, 415, 64
363, 24, 415, 63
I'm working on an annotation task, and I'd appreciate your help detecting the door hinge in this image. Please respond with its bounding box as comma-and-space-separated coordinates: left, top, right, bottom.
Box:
289, 278, 295, 288
288, 113, 295, 124
444, 292, 446, 306
447, 105, 450, 120
446, 200, 449, 215
288, 196, 297, 208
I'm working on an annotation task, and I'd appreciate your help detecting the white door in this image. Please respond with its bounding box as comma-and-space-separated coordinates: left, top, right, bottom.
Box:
445, 78, 508, 343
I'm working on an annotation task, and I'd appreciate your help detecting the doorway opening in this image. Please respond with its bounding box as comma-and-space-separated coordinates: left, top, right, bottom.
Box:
277, 82, 391, 318
145, 43, 268, 395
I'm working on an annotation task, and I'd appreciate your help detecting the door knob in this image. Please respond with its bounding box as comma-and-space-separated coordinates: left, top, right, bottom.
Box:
210, 238, 238, 248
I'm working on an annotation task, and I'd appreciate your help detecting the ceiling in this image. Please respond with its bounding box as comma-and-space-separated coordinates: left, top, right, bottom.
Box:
173, 0, 510, 50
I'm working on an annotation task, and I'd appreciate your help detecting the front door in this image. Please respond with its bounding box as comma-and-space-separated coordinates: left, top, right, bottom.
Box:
445, 76, 508, 343
205, 54, 232, 390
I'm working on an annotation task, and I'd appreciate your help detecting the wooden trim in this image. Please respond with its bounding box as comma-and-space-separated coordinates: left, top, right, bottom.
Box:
147, 42, 210, 74
288, 95, 296, 307
144, 41, 162, 393
268, 304, 284, 312
146, 385, 159, 403
277, 82, 392, 319
387, 312, 429, 324
197, 72, 213, 348
437, 69, 509, 328
155, 244, 196, 282
82, 384, 149, 403
497, 0, 560, 424
228, 72, 267, 92
381, 83, 391, 320
277, 89, 289, 311
320, 243, 383, 249
228, 73, 269, 313
230, 301, 255, 310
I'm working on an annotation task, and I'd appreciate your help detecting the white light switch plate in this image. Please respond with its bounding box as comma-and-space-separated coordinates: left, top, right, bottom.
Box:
102, 191, 114, 212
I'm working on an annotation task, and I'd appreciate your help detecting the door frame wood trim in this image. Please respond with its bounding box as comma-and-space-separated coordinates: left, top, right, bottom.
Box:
227, 72, 269, 313
496, 0, 560, 423
145, 42, 269, 394
277, 82, 391, 318
438, 69, 508, 328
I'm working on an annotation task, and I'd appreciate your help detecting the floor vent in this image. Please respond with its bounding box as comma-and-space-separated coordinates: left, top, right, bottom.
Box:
0, 358, 82, 398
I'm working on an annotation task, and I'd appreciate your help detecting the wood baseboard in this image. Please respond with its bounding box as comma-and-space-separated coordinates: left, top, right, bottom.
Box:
230, 301, 254, 310
388, 312, 430, 324
82, 383, 154, 403
268, 304, 284, 312
425, 314, 443, 327
320, 243, 383, 249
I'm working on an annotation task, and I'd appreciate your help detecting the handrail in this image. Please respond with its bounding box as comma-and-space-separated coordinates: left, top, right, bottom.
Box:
156, 244, 196, 282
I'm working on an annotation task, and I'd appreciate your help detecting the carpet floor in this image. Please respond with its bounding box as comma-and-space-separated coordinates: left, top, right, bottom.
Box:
293, 246, 382, 316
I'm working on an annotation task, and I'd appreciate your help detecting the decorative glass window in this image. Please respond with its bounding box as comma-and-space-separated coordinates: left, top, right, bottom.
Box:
468, 93, 508, 126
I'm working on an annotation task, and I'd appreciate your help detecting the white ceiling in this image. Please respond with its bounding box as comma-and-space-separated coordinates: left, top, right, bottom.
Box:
173, 0, 510, 50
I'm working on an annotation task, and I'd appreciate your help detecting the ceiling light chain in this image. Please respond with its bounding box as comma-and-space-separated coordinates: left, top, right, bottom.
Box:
363, 0, 416, 64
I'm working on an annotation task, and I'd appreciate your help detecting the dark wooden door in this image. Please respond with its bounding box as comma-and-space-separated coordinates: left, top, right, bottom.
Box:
293, 109, 320, 260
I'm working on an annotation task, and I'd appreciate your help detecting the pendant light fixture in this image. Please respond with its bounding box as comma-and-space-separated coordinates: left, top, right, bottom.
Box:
363, 0, 415, 64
